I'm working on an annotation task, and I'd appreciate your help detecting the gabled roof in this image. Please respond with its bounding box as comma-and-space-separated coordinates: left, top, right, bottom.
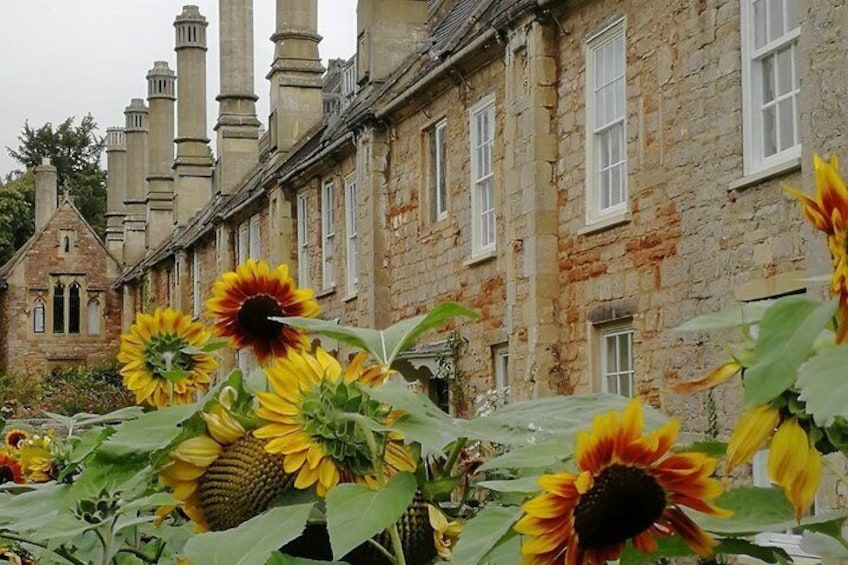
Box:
0, 194, 121, 284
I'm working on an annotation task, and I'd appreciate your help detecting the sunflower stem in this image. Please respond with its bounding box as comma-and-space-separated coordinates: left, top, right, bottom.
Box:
442, 437, 468, 479
388, 522, 407, 565
822, 455, 848, 488
0, 532, 86, 565
366, 538, 396, 562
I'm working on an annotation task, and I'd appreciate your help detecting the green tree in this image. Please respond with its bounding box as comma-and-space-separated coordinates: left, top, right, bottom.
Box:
0, 170, 35, 265
6, 114, 107, 238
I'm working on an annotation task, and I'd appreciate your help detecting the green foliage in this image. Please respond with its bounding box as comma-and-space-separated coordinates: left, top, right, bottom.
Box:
797, 345, 848, 427
0, 170, 34, 265
450, 505, 523, 565
182, 504, 314, 565
743, 297, 837, 407
5, 114, 107, 238
325, 471, 417, 559
0, 364, 134, 418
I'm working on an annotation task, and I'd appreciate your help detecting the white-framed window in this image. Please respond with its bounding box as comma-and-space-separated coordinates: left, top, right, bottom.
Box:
237, 221, 249, 265
33, 298, 45, 334
469, 94, 496, 254
601, 326, 634, 398
752, 450, 821, 559
249, 215, 261, 260
321, 178, 336, 289
296, 192, 311, 289
192, 248, 201, 317
585, 18, 627, 223
429, 119, 448, 222
741, 0, 801, 174
493, 344, 510, 402
344, 174, 358, 294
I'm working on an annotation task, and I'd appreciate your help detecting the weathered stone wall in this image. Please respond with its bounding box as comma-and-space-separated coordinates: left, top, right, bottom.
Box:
2, 205, 122, 376
552, 0, 807, 434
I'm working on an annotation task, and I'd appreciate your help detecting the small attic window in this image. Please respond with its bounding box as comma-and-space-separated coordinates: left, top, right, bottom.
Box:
59, 229, 75, 254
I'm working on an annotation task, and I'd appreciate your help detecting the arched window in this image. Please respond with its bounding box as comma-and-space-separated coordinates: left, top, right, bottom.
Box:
63, 236, 70, 253
68, 282, 81, 334
53, 282, 65, 333
87, 299, 101, 335
33, 298, 45, 334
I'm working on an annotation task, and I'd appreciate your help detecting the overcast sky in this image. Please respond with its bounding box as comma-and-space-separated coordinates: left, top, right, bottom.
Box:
0, 1, 357, 176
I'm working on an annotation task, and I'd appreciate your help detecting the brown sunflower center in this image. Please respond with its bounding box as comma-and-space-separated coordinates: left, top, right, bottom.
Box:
197, 435, 295, 531
573, 463, 666, 550
0, 465, 15, 484
238, 295, 284, 337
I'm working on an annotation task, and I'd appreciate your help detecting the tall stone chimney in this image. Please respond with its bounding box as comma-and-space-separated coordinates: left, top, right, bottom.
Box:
357, 0, 428, 84
34, 158, 58, 231
268, 0, 324, 155
145, 61, 177, 248
123, 98, 149, 265
173, 5, 213, 226
105, 128, 127, 261
215, 0, 261, 194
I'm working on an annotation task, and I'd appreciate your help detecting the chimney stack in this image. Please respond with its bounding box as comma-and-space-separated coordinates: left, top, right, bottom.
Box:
357, 0, 428, 84
34, 157, 58, 231
105, 128, 127, 261
145, 60, 177, 248
215, 0, 261, 194
123, 98, 149, 265
173, 5, 213, 226
268, 0, 324, 155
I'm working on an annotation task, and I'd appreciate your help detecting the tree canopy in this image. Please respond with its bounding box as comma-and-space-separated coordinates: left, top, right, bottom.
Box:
0, 170, 35, 266
4, 114, 107, 245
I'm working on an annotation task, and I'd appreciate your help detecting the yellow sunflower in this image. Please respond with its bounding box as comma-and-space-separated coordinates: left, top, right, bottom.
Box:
17, 435, 53, 483
117, 308, 217, 407
428, 504, 463, 561
3, 429, 28, 450
515, 399, 730, 565
254, 348, 416, 497
0, 450, 25, 484
786, 154, 848, 342
725, 405, 820, 521
206, 259, 320, 365
158, 402, 296, 532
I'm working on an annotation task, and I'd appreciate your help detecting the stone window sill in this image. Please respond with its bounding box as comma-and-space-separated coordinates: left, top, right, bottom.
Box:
464, 248, 497, 268
342, 292, 357, 303
315, 286, 336, 299
578, 212, 632, 236
729, 157, 801, 191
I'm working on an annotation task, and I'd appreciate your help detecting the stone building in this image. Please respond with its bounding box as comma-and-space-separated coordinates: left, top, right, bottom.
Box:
3, 0, 842, 556
0, 159, 123, 375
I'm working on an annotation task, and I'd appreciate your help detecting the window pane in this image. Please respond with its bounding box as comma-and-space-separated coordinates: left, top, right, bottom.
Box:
614, 36, 625, 77
768, 0, 784, 41
606, 374, 617, 394
611, 164, 623, 207
776, 46, 793, 96
600, 169, 610, 209
762, 104, 777, 156
620, 374, 632, 398
762, 55, 776, 103
605, 335, 618, 374
53, 283, 64, 333
785, 0, 798, 29
599, 130, 611, 168
69, 283, 80, 334
595, 88, 607, 129
619, 333, 632, 371
34, 302, 45, 333
754, 0, 767, 48
778, 97, 795, 151
594, 48, 604, 89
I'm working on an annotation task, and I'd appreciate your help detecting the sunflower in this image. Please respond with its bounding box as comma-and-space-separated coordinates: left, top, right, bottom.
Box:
3, 429, 28, 450
206, 259, 320, 365
515, 399, 730, 565
0, 451, 24, 484
725, 404, 820, 521
786, 154, 848, 342
254, 348, 416, 497
118, 308, 217, 407
17, 435, 53, 483
428, 504, 463, 561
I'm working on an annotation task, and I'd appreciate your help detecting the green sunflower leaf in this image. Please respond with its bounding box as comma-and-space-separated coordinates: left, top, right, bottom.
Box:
273, 302, 478, 365
201, 340, 230, 353
325, 471, 417, 560
266, 554, 349, 565
100, 404, 196, 458
744, 297, 837, 407
162, 368, 190, 383
696, 486, 848, 535
182, 503, 315, 565
451, 505, 523, 565
476, 476, 541, 494
797, 346, 848, 427
673, 301, 774, 331
0, 483, 70, 533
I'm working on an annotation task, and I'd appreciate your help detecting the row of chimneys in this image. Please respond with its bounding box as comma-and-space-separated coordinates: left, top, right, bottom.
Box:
34, 0, 430, 266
